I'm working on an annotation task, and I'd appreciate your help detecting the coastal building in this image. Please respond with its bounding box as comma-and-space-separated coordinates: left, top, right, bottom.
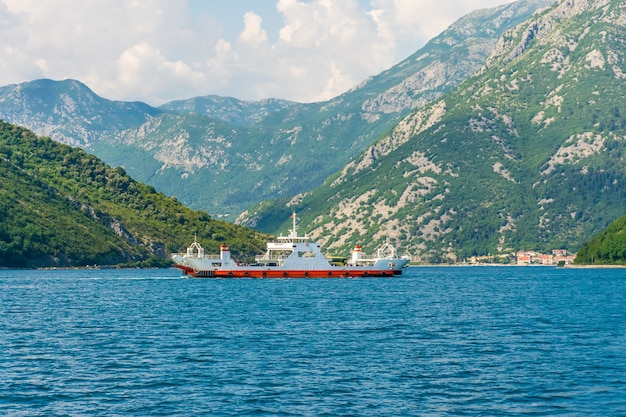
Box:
516, 250, 576, 265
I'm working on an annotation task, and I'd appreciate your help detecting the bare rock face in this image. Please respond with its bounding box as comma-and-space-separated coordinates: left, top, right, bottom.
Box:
266, 0, 626, 262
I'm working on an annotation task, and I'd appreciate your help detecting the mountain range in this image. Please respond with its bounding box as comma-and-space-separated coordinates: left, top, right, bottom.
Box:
0, 0, 553, 221
242, 0, 626, 262
2, 0, 624, 262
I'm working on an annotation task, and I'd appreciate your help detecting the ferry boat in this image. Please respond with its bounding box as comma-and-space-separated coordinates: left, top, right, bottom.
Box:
172, 212, 410, 278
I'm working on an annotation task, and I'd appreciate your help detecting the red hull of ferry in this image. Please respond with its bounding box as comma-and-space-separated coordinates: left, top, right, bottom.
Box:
175, 265, 398, 278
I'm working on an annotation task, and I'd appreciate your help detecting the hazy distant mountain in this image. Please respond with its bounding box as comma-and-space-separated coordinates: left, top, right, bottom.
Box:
0, 79, 162, 147
0, 0, 553, 220
159, 96, 299, 126
241, 0, 625, 262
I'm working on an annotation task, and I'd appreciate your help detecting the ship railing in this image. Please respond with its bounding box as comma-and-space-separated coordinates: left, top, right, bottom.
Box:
174, 252, 221, 260
255, 254, 289, 262
376, 242, 398, 259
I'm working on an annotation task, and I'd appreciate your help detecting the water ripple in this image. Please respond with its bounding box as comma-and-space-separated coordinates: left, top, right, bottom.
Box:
1, 267, 625, 416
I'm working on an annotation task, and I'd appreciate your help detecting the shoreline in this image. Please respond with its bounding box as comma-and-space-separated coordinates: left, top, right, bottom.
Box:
409, 263, 626, 269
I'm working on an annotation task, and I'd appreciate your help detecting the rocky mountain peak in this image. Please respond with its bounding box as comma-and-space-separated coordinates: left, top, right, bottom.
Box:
486, 0, 620, 67
252, 0, 626, 261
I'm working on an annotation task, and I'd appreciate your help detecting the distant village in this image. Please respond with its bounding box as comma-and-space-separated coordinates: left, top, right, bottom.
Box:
467, 249, 576, 266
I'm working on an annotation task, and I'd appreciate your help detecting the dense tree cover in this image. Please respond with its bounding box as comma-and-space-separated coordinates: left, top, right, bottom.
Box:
575, 215, 626, 265
0, 120, 269, 268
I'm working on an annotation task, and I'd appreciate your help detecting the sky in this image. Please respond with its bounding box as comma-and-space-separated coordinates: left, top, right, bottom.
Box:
0, 0, 516, 105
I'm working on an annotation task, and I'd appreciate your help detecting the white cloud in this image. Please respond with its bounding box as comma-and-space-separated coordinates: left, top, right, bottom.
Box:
370, 0, 515, 59
0, 0, 517, 105
238, 12, 269, 44
269, 0, 396, 101
116, 43, 207, 104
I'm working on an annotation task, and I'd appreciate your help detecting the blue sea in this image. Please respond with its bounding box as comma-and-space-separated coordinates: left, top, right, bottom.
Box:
1, 267, 625, 416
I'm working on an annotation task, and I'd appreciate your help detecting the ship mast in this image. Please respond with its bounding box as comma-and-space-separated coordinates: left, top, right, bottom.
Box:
276, 211, 307, 243
290, 211, 298, 238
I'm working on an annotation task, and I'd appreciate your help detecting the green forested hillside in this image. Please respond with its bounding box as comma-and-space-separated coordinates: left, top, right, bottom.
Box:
241, 0, 626, 261
0, 121, 268, 268
575, 215, 626, 265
